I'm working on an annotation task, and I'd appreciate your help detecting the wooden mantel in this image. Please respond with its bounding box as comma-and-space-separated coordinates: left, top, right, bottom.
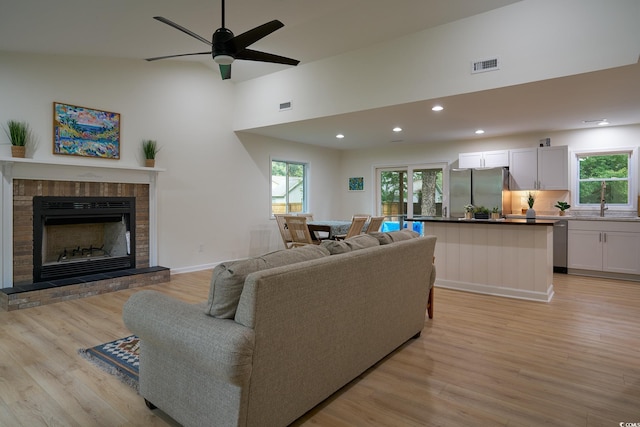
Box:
0, 157, 163, 288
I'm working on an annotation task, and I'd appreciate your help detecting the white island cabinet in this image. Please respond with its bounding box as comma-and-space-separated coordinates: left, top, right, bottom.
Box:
417, 219, 555, 302
568, 220, 640, 276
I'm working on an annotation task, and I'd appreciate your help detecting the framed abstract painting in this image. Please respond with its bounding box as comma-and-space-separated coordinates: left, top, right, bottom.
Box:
348, 177, 364, 191
53, 102, 121, 159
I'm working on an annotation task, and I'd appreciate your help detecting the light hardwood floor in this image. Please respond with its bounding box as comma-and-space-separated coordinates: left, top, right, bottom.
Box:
1, 271, 639, 426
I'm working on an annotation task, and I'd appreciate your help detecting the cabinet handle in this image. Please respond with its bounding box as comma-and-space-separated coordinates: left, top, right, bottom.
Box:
603, 232, 607, 243
599, 233, 602, 243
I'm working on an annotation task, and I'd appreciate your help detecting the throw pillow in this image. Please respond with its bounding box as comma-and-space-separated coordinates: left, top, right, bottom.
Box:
206, 245, 329, 318
320, 239, 352, 255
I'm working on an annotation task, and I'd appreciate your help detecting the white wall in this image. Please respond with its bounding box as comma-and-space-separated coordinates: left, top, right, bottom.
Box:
0, 51, 342, 271
233, 0, 640, 132
336, 124, 640, 218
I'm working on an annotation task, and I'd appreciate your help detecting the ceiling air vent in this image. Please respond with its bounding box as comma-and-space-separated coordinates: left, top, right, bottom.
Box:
471, 57, 499, 74
279, 101, 292, 111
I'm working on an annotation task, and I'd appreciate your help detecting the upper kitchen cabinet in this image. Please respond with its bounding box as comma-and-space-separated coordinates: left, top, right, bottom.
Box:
509, 146, 568, 190
458, 150, 509, 169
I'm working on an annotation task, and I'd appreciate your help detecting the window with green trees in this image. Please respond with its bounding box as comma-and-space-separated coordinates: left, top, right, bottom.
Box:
576, 151, 630, 205
271, 160, 307, 215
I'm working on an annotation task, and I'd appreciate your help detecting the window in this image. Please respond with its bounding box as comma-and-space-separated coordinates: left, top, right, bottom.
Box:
271, 160, 307, 215
574, 149, 635, 209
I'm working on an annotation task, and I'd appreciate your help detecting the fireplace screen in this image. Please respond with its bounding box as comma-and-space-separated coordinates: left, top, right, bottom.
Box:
33, 196, 136, 282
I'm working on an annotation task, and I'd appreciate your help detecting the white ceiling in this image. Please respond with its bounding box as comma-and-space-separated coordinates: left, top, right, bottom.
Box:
1, 0, 639, 149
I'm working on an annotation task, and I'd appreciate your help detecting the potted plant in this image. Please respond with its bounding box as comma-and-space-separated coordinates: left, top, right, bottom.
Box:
554, 201, 571, 216
491, 206, 500, 220
474, 206, 489, 220
3, 120, 31, 158
463, 204, 474, 220
142, 139, 159, 167
526, 191, 536, 219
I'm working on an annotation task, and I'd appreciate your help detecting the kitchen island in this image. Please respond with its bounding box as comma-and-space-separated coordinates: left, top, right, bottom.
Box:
408, 217, 557, 302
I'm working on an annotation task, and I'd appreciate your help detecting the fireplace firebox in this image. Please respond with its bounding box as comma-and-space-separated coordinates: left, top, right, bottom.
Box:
33, 196, 136, 282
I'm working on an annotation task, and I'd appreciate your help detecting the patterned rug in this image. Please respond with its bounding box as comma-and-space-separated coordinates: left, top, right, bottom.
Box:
79, 335, 140, 391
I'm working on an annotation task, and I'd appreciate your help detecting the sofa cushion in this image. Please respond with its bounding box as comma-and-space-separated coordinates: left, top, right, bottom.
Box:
369, 229, 419, 244
321, 234, 380, 254
368, 232, 393, 245
388, 229, 420, 242
206, 245, 330, 318
344, 234, 380, 250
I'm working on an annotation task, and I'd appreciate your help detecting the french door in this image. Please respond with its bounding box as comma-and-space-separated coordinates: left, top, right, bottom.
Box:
376, 163, 447, 232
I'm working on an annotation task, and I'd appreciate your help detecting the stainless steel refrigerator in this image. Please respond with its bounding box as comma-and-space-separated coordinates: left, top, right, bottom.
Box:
449, 167, 511, 217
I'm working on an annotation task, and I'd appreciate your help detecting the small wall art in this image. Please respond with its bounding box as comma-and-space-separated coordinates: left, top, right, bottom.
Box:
53, 102, 120, 159
348, 177, 364, 191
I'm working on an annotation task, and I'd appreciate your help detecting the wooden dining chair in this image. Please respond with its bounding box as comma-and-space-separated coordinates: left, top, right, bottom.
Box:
335, 215, 369, 240
274, 214, 294, 249
297, 213, 314, 221
366, 216, 385, 234
284, 215, 316, 247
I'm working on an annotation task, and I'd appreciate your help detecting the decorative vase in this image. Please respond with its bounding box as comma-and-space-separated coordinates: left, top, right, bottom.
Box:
11, 146, 26, 158
474, 212, 489, 220
145, 159, 155, 168
526, 208, 536, 219
559, 210, 565, 216
491, 212, 500, 220
464, 212, 473, 220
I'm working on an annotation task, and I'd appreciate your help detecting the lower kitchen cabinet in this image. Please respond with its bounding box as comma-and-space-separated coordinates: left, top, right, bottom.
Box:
568, 220, 640, 275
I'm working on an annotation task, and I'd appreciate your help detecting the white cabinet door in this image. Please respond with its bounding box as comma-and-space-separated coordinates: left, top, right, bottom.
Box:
509, 146, 568, 190
568, 230, 603, 270
538, 146, 568, 190
458, 152, 483, 169
459, 150, 509, 169
483, 150, 509, 168
509, 148, 537, 190
603, 231, 640, 274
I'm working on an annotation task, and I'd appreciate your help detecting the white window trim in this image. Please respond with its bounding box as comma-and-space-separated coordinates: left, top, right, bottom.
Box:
571, 146, 637, 213
270, 157, 309, 218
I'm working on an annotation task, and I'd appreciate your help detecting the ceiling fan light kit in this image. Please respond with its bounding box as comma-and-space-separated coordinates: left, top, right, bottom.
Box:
146, 0, 299, 80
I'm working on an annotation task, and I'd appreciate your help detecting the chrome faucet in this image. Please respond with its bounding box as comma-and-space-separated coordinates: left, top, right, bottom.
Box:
600, 181, 607, 217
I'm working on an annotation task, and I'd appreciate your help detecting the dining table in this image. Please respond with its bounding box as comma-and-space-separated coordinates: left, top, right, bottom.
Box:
307, 220, 353, 240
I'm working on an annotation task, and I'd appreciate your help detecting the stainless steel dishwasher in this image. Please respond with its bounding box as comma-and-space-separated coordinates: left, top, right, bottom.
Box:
553, 219, 568, 273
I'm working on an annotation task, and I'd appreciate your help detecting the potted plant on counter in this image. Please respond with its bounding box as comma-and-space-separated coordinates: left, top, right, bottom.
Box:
526, 191, 536, 219
3, 120, 31, 158
474, 206, 489, 220
142, 139, 159, 167
491, 206, 500, 220
554, 201, 571, 216
464, 204, 474, 220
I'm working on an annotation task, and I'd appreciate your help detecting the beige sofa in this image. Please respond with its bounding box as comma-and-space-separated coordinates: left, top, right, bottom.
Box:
123, 230, 436, 427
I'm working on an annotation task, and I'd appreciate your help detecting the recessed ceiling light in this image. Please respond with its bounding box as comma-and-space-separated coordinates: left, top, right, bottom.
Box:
475, 129, 485, 135
336, 134, 345, 139
432, 105, 444, 112
393, 127, 402, 132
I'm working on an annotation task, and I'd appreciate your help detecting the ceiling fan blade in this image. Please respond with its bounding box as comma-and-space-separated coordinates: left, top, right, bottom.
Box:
235, 49, 300, 66
219, 64, 231, 80
229, 20, 284, 52
153, 16, 212, 46
146, 51, 212, 61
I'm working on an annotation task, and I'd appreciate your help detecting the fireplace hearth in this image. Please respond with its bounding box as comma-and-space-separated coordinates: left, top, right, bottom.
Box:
33, 196, 136, 282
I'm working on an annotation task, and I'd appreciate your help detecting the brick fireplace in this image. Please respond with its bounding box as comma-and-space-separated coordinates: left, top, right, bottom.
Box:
0, 159, 168, 310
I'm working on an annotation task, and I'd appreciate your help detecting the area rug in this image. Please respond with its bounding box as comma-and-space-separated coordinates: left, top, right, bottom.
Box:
79, 335, 140, 391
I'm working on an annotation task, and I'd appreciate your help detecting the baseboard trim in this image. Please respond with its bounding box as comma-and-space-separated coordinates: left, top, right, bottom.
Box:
435, 279, 554, 303
170, 263, 219, 275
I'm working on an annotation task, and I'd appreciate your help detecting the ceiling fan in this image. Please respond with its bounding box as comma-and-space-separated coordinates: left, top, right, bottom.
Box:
146, 0, 300, 80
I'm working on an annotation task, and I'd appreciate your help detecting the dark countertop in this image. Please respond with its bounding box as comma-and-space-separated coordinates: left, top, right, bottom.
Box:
407, 217, 557, 226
